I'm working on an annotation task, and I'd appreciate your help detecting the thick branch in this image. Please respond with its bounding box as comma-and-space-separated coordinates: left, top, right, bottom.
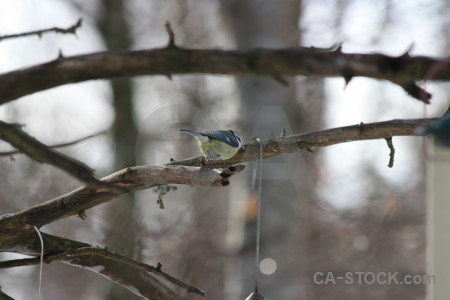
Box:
0, 165, 238, 297
0, 232, 203, 299
0, 165, 244, 241
0, 118, 427, 240
0, 18, 82, 42
0, 118, 428, 259
51, 247, 204, 298
0, 46, 448, 104
169, 118, 431, 167
0, 118, 429, 298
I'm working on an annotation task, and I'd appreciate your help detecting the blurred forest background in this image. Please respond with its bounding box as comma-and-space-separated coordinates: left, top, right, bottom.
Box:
1, 0, 449, 299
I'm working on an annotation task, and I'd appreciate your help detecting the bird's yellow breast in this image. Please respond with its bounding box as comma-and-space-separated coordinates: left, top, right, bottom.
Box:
198, 139, 239, 160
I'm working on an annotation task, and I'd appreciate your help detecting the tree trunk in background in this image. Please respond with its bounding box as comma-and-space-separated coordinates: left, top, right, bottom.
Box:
97, 1, 139, 299
220, 1, 325, 299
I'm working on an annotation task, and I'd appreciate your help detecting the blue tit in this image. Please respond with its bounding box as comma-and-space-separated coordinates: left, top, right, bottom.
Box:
180, 129, 242, 160
417, 115, 450, 147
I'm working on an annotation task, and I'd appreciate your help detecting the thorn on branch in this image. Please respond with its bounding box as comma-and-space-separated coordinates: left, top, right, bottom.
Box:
63, 18, 83, 36
150, 262, 206, 296
333, 42, 343, 53
358, 122, 365, 136
57, 49, 64, 60
311, 42, 343, 52
399, 42, 415, 58
343, 73, 353, 88
385, 137, 395, 168
165, 21, 176, 48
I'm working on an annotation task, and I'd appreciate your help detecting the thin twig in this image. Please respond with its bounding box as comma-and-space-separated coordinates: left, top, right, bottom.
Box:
385, 137, 395, 168
145, 264, 206, 296
0, 18, 82, 42
0, 121, 125, 193
164, 21, 176, 48
55, 247, 205, 296
0, 257, 41, 268
0, 130, 107, 157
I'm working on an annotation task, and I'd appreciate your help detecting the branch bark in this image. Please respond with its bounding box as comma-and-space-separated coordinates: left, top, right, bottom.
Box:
0, 21, 437, 300
0, 118, 428, 241
0, 45, 448, 104
0, 117, 429, 299
0, 165, 245, 241
0, 232, 204, 299
170, 118, 431, 167
0, 165, 239, 298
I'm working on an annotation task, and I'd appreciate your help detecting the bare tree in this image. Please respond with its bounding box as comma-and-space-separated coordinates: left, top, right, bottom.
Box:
0, 4, 445, 299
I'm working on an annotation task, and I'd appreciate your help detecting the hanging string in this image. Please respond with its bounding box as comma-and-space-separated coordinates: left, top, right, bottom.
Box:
254, 138, 263, 292
33, 226, 44, 300
244, 138, 267, 300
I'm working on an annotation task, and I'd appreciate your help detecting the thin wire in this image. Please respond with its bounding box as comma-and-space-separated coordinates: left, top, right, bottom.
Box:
251, 163, 257, 190
254, 138, 263, 292
33, 226, 44, 300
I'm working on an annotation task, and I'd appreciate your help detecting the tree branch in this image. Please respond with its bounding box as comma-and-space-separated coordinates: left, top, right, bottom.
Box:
169, 118, 431, 167
49, 247, 204, 297
0, 117, 428, 241
0, 289, 14, 300
0, 121, 124, 193
0, 165, 245, 241
0, 129, 107, 157
0, 165, 239, 298
0, 18, 82, 42
0, 45, 448, 104
0, 232, 204, 299
0, 118, 429, 298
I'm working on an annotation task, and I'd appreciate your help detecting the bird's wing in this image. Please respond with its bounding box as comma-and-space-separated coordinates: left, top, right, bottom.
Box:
204, 130, 240, 147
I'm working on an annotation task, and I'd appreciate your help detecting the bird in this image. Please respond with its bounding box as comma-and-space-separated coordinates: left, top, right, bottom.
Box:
417, 115, 450, 147
180, 129, 242, 161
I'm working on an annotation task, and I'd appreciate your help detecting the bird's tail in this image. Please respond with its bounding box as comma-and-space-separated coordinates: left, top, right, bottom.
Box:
179, 129, 205, 137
